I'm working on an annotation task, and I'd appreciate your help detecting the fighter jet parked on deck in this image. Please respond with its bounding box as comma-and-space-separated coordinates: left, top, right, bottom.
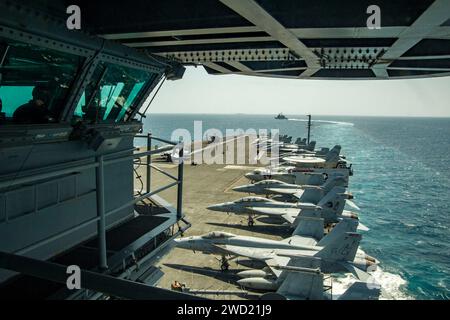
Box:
246, 256, 381, 300
245, 166, 351, 185
207, 186, 360, 226
235, 219, 376, 291
174, 218, 377, 281
282, 145, 348, 169
233, 175, 348, 204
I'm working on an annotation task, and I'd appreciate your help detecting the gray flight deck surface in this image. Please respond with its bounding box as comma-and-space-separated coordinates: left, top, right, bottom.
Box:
136, 144, 288, 300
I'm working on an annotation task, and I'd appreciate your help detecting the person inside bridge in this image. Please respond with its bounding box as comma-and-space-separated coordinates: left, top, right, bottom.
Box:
13, 85, 52, 124
0, 98, 5, 122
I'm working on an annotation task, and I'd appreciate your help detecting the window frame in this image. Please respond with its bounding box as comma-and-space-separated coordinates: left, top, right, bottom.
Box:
0, 28, 166, 128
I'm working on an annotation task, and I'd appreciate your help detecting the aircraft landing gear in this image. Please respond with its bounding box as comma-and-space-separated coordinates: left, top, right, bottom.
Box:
220, 256, 230, 271
248, 216, 255, 227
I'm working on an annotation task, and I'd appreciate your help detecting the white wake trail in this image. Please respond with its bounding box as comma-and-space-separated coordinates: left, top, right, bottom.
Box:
331, 267, 413, 300
288, 119, 354, 126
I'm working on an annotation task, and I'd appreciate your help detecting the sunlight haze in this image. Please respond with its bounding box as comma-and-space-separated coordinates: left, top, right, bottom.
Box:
147, 66, 450, 117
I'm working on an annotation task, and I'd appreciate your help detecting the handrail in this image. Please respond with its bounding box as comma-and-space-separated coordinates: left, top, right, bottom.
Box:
0, 147, 135, 190
149, 164, 178, 181
0, 144, 176, 190
135, 135, 178, 146
0, 162, 99, 190
3, 134, 185, 276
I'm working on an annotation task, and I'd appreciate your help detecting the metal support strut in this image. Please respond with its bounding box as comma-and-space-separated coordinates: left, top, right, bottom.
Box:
0, 251, 202, 300
146, 133, 152, 194
177, 144, 184, 219
96, 155, 108, 270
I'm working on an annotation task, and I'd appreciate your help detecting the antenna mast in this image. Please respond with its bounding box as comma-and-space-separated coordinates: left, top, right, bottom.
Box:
307, 115, 312, 144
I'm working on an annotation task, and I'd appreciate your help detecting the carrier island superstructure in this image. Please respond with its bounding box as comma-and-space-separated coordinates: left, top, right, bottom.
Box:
0, 0, 449, 300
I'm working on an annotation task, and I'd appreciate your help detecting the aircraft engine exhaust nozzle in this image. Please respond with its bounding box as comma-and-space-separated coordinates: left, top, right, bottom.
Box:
353, 256, 379, 273
366, 261, 378, 270
342, 211, 359, 220
365, 255, 379, 264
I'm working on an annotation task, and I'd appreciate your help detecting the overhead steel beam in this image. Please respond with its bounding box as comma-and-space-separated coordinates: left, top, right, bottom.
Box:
125, 36, 273, 48
372, 66, 389, 78
300, 68, 321, 78
103, 26, 450, 44
397, 54, 450, 60
255, 67, 307, 73
236, 71, 304, 79
225, 61, 253, 72
203, 62, 233, 73
219, 0, 320, 75
156, 48, 299, 64
101, 26, 263, 40
290, 26, 450, 39
431, 26, 450, 39
289, 27, 406, 39
383, 0, 450, 60
388, 67, 450, 71
235, 66, 307, 77
374, 0, 450, 77
0, 251, 201, 300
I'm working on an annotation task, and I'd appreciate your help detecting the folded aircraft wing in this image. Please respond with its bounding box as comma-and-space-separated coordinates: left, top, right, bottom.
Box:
277, 257, 324, 300
338, 281, 381, 300
340, 262, 373, 282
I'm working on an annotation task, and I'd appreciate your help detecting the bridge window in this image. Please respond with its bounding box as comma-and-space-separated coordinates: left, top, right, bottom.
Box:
73, 62, 153, 123
0, 37, 84, 125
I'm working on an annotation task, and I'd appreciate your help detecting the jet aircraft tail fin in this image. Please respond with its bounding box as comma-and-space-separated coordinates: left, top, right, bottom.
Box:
316, 232, 361, 262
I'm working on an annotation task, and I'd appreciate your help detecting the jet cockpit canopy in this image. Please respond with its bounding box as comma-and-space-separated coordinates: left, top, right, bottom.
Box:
202, 232, 235, 240
235, 197, 273, 203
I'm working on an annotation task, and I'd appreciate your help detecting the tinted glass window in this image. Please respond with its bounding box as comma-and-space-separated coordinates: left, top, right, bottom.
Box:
74, 62, 154, 123
0, 37, 84, 124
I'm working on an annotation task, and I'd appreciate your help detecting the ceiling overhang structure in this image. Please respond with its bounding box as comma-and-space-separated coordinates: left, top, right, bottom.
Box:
15, 0, 450, 79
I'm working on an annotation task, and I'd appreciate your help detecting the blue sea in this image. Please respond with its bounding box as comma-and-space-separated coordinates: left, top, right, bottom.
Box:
142, 114, 450, 300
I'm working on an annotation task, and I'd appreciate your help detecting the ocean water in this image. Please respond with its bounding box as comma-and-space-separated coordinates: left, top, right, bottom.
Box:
142, 114, 450, 300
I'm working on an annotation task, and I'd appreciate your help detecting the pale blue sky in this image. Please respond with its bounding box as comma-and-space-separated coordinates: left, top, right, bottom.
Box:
148, 66, 450, 117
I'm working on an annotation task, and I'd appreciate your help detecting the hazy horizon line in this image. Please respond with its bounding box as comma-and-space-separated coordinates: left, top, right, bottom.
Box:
145, 112, 450, 119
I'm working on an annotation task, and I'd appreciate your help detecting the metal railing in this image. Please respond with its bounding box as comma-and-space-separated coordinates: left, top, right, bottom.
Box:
135, 133, 184, 218
0, 134, 185, 272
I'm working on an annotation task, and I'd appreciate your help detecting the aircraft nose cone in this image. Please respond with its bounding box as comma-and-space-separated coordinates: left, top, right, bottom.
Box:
233, 185, 251, 192
173, 237, 190, 249
207, 204, 227, 212
173, 238, 183, 245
